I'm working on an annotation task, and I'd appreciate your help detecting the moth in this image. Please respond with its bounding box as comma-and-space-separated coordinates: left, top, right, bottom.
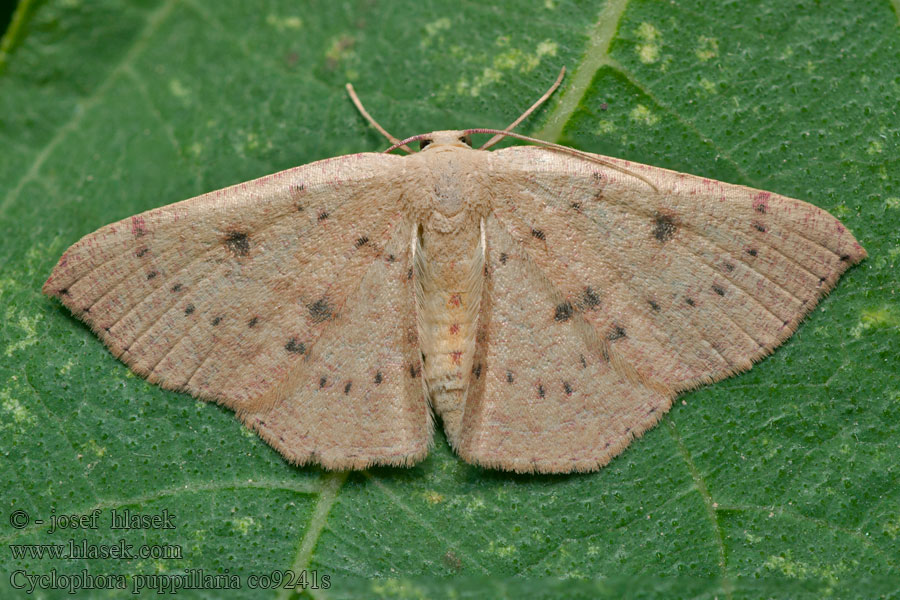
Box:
44, 70, 865, 473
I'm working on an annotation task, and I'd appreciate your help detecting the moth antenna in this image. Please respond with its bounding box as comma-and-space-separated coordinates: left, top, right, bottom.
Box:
467, 128, 659, 193
384, 133, 433, 155
480, 66, 566, 151
346, 83, 414, 154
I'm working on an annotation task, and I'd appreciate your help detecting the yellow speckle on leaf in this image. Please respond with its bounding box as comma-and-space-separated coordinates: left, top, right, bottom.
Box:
851, 305, 899, 338
489, 540, 517, 557
536, 40, 558, 60
764, 552, 844, 587
885, 513, 900, 539
230, 516, 259, 535
466, 496, 486, 513
4, 307, 42, 357
371, 580, 429, 600
699, 78, 717, 94
455, 39, 556, 96
420, 18, 451, 48
325, 34, 356, 71
867, 139, 884, 155
595, 120, 616, 135
424, 17, 451, 36
636, 22, 661, 64
265, 14, 302, 31
86, 439, 107, 458
885, 197, 900, 209
695, 36, 719, 61
424, 490, 444, 504
629, 104, 659, 126
168, 79, 189, 99
830, 202, 850, 220
244, 132, 260, 153
544, 0, 556, 8
1, 387, 36, 433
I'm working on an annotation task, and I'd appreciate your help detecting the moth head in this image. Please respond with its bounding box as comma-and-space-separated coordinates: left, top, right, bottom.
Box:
419, 130, 473, 151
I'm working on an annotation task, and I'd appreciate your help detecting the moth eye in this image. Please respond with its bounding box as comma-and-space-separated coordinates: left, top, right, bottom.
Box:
419, 139, 433, 150
458, 135, 472, 146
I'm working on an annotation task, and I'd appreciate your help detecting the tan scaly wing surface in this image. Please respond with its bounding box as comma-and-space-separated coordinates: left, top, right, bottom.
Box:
454, 147, 865, 473
43, 153, 431, 469
457, 214, 671, 473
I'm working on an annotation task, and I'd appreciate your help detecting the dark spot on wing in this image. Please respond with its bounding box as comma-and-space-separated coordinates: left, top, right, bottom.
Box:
290, 183, 306, 210
184, 304, 195, 315
563, 381, 573, 395
752, 222, 767, 233
319, 376, 327, 388
473, 363, 482, 379
592, 171, 603, 181
374, 371, 383, 385
840, 254, 850, 262
387, 254, 396, 263
607, 325, 626, 341
531, 228, 546, 241
225, 231, 250, 257
648, 299, 661, 312
407, 267, 413, 280
747, 248, 758, 257
211, 316, 222, 326
580, 354, 587, 368
506, 370, 514, 383
285, 338, 305, 354
818, 276, 826, 285
724, 262, 735, 272
554, 302, 573, 322
499, 252, 508, 265
355, 236, 369, 248
58, 288, 69, 296
538, 384, 546, 398
755, 203, 767, 214
171, 283, 183, 292
344, 381, 352, 394
248, 317, 259, 328
712, 285, 726, 296
136, 247, 149, 257
653, 213, 676, 242
409, 364, 420, 378
582, 287, 601, 309
570, 202, 582, 211
318, 211, 329, 221
146, 271, 158, 280
685, 297, 695, 306
307, 298, 332, 323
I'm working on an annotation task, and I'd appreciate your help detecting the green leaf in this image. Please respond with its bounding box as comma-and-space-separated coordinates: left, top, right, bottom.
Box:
2, 1, 898, 598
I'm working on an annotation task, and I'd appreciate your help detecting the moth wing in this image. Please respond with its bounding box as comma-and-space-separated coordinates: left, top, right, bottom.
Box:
456, 214, 672, 473
455, 148, 865, 473
248, 219, 432, 468
44, 153, 431, 468
485, 146, 865, 393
